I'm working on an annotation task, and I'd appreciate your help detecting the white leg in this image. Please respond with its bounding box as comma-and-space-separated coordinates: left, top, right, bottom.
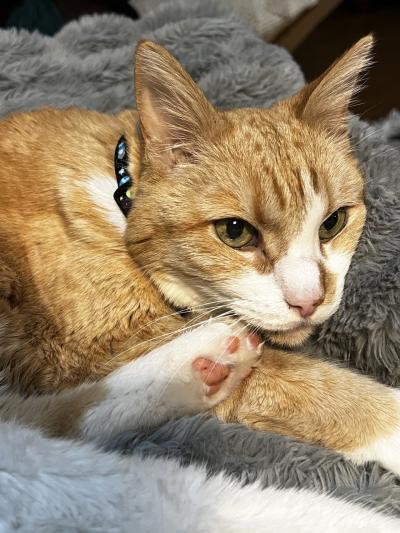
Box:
81, 320, 261, 442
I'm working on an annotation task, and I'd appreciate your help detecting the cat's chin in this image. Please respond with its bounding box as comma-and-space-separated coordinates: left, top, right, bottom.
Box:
264, 326, 314, 348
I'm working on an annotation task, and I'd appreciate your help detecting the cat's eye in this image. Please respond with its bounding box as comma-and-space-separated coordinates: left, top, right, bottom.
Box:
319, 208, 347, 241
214, 218, 258, 249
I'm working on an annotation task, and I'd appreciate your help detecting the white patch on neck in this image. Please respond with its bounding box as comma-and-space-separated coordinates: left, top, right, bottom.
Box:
83, 175, 127, 234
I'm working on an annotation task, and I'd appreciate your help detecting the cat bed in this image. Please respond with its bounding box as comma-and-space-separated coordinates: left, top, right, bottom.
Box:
0, 0, 399, 518
129, 0, 319, 41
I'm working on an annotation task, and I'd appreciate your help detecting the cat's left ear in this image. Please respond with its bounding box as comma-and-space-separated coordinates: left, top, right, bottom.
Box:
134, 41, 219, 168
293, 35, 374, 138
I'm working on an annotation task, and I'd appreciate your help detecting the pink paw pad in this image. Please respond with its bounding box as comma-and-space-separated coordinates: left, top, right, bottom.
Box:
192, 335, 241, 395
192, 358, 230, 386
246, 333, 262, 350
192, 332, 263, 396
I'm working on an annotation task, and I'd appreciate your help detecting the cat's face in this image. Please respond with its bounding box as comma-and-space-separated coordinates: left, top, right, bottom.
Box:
127, 38, 372, 346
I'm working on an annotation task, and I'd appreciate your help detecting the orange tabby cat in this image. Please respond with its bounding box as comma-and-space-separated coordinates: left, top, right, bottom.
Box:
0, 35, 399, 475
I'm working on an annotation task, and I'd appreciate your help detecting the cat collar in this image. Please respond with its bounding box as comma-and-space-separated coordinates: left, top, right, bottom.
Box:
113, 135, 132, 216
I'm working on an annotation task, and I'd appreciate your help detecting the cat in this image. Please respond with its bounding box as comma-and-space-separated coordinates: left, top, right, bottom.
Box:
0, 35, 399, 529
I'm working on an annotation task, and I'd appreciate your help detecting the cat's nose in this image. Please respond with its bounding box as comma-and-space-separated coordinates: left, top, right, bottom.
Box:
275, 256, 325, 319
285, 295, 324, 318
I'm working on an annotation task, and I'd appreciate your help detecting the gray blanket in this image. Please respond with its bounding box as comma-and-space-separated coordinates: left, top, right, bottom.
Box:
1, 0, 399, 515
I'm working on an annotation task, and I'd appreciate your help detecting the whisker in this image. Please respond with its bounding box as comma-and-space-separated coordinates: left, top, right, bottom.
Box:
132, 299, 234, 338
102, 303, 234, 369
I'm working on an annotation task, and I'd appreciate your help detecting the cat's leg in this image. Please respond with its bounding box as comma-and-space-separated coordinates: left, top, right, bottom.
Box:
214, 348, 400, 476
344, 389, 400, 476
79, 320, 262, 443
0, 321, 261, 442
1, 421, 399, 532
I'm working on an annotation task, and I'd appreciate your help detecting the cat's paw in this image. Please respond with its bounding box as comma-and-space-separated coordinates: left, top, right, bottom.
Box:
80, 321, 262, 442
162, 321, 263, 411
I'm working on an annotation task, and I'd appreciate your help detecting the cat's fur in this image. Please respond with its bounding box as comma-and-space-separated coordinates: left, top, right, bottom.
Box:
0, 35, 399, 529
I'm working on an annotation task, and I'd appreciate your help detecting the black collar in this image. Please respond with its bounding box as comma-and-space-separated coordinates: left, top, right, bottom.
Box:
113, 135, 133, 216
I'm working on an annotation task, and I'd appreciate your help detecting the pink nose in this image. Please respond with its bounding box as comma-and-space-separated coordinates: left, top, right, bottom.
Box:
286, 297, 323, 318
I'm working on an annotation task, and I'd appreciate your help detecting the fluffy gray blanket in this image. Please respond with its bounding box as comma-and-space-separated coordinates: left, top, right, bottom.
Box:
1, 0, 399, 516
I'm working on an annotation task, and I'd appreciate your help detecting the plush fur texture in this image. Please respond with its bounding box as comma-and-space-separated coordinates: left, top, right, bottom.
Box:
3, 422, 400, 532
0, 0, 398, 524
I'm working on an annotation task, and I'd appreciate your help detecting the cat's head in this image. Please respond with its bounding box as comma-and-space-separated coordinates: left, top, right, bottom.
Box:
127, 37, 373, 347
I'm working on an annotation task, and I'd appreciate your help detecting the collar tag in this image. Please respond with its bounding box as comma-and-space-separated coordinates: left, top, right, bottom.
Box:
113, 135, 133, 216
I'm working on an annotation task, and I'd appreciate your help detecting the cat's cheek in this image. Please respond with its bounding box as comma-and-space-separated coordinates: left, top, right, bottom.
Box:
311, 293, 342, 325
322, 249, 352, 283
315, 249, 353, 321
222, 271, 289, 326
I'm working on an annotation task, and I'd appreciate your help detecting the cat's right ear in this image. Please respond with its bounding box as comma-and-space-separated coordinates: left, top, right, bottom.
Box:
293, 35, 374, 139
134, 41, 219, 168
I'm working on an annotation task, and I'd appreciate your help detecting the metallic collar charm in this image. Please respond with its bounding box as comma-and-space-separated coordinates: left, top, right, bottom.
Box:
113, 135, 132, 216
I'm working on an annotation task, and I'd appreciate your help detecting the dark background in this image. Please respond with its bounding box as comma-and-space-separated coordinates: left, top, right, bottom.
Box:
294, 0, 400, 120
1, 0, 398, 120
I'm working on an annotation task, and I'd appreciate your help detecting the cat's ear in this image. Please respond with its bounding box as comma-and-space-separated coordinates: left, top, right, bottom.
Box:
135, 41, 218, 168
294, 35, 374, 137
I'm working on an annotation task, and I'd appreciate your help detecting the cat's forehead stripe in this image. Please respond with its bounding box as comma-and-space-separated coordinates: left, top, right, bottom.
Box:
256, 167, 321, 230
309, 167, 321, 194
300, 169, 321, 198
268, 166, 286, 210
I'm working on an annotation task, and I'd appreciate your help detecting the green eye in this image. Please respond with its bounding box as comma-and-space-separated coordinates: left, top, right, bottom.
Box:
214, 218, 258, 249
319, 208, 347, 241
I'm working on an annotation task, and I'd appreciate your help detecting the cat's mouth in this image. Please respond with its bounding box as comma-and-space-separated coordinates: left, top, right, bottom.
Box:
215, 309, 314, 348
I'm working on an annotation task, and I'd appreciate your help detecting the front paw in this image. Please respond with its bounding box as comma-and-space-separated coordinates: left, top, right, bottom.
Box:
164, 321, 263, 412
